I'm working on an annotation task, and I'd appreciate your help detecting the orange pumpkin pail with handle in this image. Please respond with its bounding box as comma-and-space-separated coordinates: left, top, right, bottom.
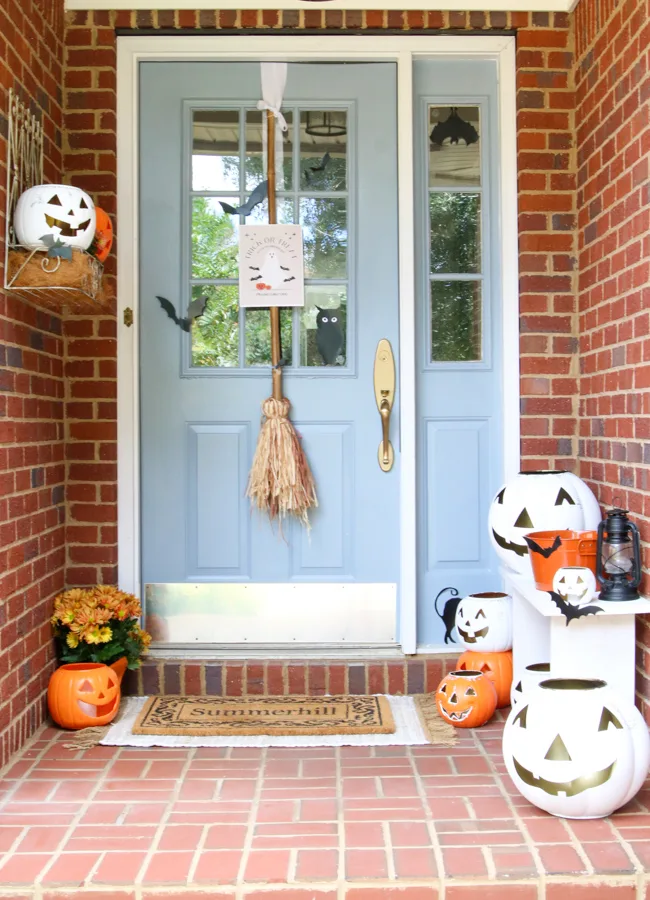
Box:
48, 662, 121, 730
524, 529, 598, 592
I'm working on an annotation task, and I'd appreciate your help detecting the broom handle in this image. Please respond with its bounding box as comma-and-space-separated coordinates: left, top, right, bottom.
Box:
266, 109, 283, 401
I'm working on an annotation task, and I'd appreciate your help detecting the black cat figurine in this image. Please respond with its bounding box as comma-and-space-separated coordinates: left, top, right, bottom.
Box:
315, 306, 343, 365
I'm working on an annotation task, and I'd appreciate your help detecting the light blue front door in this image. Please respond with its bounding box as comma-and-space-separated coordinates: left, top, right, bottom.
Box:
139, 62, 400, 645
414, 59, 504, 646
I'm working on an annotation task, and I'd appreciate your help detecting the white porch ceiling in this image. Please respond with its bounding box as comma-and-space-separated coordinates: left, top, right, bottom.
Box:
66, 1, 578, 12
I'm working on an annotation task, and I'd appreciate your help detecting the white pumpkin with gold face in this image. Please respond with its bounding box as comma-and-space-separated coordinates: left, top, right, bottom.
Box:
503, 678, 650, 819
14, 184, 96, 251
552, 566, 597, 608
455, 591, 513, 652
488, 471, 601, 577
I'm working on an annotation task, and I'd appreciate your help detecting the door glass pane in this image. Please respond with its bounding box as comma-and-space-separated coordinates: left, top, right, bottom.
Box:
245, 308, 293, 367
245, 109, 293, 191
247, 197, 295, 227
301, 286, 347, 367
300, 110, 347, 191
191, 285, 239, 367
192, 198, 239, 279
430, 281, 482, 362
429, 106, 480, 187
192, 110, 240, 191
300, 198, 347, 278
429, 193, 481, 274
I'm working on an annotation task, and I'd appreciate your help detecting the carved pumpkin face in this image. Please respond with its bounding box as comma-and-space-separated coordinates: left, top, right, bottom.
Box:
457, 649, 513, 709
14, 184, 96, 251
47, 663, 121, 731
455, 592, 512, 652
436, 670, 497, 728
503, 678, 650, 818
553, 566, 597, 608
488, 471, 601, 576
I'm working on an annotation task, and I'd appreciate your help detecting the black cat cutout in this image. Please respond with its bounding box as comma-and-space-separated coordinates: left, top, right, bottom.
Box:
434, 586, 461, 645
315, 306, 343, 365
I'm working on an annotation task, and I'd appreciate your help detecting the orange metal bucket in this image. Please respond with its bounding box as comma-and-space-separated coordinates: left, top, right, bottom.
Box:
524, 530, 598, 592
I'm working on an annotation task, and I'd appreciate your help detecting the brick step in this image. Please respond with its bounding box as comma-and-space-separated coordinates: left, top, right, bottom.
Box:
123, 655, 458, 697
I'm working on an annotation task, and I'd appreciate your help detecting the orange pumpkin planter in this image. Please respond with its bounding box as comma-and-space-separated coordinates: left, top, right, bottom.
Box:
109, 656, 128, 684
436, 670, 497, 728
456, 649, 513, 709
92, 207, 113, 263
48, 663, 121, 730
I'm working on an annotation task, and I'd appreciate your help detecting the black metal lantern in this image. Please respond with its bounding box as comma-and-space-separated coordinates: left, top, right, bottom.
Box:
596, 508, 642, 601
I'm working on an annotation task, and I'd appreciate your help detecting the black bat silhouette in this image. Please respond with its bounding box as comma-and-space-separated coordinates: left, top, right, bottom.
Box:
430, 108, 479, 147
525, 535, 563, 559
304, 152, 331, 183
220, 180, 268, 217
548, 590, 602, 626
492, 529, 528, 558
156, 295, 207, 333
434, 586, 460, 645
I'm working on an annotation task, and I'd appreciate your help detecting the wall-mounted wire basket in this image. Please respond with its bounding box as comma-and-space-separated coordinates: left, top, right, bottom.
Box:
3, 90, 105, 312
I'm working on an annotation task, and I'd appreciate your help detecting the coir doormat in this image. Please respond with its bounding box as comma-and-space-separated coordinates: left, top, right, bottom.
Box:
133, 695, 396, 736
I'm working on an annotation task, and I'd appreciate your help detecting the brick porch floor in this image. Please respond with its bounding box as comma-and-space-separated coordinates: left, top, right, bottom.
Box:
0, 711, 649, 899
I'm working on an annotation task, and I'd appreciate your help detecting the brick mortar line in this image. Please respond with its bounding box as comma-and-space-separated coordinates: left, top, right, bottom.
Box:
0, 553, 65, 592
134, 742, 198, 886
234, 745, 268, 891
406, 744, 446, 888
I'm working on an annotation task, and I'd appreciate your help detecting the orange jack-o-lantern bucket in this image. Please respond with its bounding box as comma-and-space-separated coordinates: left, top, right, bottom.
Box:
48, 662, 121, 730
92, 207, 113, 263
456, 649, 513, 709
524, 529, 598, 592
435, 670, 497, 728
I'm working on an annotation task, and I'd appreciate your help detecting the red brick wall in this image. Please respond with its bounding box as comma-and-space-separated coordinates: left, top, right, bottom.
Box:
63, 9, 578, 586
573, 0, 650, 718
0, 0, 66, 767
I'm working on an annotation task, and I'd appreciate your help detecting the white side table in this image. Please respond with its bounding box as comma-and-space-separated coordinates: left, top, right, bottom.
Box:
504, 569, 650, 706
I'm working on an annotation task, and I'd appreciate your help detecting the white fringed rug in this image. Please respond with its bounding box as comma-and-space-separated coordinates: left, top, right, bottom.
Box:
99, 695, 455, 748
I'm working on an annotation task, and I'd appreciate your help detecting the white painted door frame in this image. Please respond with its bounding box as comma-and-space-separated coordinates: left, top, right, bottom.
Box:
116, 34, 520, 655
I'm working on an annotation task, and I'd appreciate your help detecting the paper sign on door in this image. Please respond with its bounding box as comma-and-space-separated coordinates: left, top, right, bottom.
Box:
239, 225, 305, 308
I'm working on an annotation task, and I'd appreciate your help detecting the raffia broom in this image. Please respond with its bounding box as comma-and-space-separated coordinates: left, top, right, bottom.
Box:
246, 105, 318, 529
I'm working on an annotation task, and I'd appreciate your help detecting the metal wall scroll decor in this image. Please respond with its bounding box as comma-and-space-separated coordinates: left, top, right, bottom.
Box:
5, 89, 44, 249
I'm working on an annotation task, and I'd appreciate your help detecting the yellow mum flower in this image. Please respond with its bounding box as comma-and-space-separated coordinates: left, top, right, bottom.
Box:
66, 632, 80, 648
82, 626, 105, 644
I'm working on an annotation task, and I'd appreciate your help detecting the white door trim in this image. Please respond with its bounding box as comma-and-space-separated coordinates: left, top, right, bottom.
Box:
116, 34, 520, 655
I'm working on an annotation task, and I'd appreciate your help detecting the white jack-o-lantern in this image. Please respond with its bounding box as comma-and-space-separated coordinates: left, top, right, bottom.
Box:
488, 471, 601, 577
552, 566, 598, 608
503, 678, 650, 819
510, 661, 550, 707
14, 184, 96, 251
455, 591, 512, 652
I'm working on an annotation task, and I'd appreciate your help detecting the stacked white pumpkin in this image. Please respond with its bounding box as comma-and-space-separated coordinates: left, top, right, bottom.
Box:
454, 590, 513, 710
489, 469, 650, 818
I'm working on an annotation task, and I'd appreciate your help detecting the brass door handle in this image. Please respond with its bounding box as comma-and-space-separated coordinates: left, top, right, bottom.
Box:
373, 339, 395, 472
